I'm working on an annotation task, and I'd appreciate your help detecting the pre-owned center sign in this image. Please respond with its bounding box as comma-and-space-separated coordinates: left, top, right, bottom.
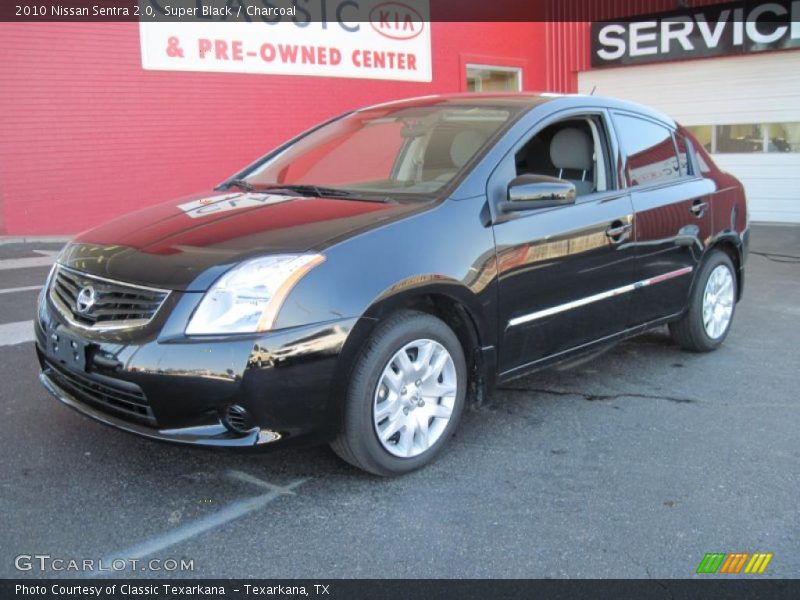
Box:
139, 0, 431, 82
591, 0, 800, 67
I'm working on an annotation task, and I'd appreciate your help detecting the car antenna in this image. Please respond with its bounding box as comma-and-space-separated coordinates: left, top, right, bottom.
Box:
590, 85, 597, 95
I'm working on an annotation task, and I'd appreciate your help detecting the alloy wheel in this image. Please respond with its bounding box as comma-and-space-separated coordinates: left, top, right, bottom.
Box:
702, 264, 735, 339
372, 339, 457, 458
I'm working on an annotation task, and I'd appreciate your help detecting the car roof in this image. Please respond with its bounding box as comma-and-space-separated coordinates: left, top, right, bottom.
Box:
359, 92, 676, 128
359, 92, 555, 111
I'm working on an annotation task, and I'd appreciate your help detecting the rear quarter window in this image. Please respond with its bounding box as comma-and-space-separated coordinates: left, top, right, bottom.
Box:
674, 133, 694, 176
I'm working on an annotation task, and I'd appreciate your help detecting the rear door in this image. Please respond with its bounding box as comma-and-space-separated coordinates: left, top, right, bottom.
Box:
610, 112, 714, 326
489, 109, 637, 376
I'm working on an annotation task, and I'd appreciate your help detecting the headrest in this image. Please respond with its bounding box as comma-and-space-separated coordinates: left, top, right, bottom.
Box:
550, 128, 593, 172
450, 130, 487, 168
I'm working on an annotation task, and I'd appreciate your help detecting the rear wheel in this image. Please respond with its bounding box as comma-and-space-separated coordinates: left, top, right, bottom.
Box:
669, 250, 737, 352
331, 310, 467, 476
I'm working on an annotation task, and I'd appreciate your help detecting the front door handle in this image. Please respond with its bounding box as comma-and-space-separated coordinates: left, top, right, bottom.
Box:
606, 222, 632, 239
690, 201, 708, 216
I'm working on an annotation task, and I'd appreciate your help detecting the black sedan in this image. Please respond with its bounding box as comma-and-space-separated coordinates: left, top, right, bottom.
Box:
36, 93, 748, 475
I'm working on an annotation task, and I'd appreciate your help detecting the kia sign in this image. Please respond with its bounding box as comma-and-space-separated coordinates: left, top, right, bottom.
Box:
139, 0, 431, 82
591, 0, 800, 67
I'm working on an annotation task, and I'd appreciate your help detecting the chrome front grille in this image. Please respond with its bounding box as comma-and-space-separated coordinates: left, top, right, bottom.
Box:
49, 265, 169, 331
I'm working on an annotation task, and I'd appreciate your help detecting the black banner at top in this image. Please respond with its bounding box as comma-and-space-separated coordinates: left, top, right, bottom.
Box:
5, 0, 793, 24
591, 0, 800, 68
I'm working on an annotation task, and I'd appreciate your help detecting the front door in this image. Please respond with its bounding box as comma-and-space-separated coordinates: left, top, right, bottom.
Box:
490, 111, 637, 375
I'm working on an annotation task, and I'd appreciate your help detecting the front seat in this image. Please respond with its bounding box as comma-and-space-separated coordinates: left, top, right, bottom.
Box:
423, 129, 487, 182
549, 128, 594, 196
450, 130, 486, 170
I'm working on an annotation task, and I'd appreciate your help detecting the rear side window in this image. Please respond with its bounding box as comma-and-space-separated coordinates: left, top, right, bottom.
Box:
613, 113, 681, 187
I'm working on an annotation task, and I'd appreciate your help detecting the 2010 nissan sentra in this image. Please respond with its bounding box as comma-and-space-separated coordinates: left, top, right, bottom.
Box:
36, 93, 749, 476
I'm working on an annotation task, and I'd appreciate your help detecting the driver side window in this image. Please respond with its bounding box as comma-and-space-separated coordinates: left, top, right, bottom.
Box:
514, 116, 612, 197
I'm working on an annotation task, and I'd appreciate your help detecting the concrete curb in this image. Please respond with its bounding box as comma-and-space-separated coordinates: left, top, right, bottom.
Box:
0, 236, 72, 245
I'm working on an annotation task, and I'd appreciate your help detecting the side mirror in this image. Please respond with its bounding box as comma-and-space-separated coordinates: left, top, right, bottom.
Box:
500, 174, 577, 212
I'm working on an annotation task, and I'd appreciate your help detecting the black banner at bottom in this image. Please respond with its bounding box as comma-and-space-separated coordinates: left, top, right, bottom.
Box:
2, 579, 798, 600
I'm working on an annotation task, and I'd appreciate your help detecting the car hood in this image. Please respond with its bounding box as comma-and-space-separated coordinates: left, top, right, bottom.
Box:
61, 190, 421, 291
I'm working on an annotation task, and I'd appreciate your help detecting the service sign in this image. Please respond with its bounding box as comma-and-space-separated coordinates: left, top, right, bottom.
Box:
591, 0, 800, 67
139, 0, 431, 82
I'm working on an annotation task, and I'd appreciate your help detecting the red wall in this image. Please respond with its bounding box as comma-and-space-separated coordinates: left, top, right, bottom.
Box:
543, 0, 728, 92
0, 22, 548, 235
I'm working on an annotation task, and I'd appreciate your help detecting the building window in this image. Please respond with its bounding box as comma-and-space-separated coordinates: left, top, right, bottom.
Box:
685, 123, 800, 153
766, 123, 800, 153
717, 124, 764, 153
685, 125, 713, 153
466, 65, 521, 92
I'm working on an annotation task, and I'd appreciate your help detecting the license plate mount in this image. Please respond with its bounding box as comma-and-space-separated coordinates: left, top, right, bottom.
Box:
46, 330, 87, 371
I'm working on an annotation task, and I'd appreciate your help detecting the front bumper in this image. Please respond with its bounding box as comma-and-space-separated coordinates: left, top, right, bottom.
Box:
39, 369, 275, 446
36, 292, 360, 448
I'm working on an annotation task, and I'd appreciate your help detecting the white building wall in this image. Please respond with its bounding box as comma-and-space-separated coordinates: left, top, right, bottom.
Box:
578, 51, 800, 223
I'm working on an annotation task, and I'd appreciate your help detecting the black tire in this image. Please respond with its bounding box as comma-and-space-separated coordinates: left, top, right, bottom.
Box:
669, 250, 737, 352
331, 310, 467, 476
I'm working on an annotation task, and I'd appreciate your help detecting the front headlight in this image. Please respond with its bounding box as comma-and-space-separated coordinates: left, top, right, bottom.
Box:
185, 254, 325, 335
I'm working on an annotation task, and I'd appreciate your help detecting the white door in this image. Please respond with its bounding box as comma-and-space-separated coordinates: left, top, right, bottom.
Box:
578, 51, 800, 223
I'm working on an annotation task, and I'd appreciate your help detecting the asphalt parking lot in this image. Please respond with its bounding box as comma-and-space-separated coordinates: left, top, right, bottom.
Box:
0, 225, 797, 579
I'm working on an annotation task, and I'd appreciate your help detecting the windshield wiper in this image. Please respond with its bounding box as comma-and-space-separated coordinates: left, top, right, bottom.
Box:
259, 184, 393, 203
262, 184, 351, 197
222, 181, 393, 203
226, 179, 256, 192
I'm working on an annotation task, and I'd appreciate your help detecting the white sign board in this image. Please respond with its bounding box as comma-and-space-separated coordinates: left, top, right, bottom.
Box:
139, 1, 431, 82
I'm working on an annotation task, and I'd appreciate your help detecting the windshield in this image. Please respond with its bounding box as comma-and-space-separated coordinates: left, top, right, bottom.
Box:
242, 104, 515, 197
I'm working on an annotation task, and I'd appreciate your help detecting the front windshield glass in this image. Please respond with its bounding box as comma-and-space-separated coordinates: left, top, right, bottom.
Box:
243, 104, 515, 196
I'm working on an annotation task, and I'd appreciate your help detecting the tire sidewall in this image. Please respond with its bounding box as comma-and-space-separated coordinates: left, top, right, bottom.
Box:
347, 313, 467, 475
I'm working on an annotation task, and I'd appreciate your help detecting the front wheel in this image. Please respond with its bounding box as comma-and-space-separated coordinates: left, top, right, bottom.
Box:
331, 310, 467, 476
669, 250, 737, 352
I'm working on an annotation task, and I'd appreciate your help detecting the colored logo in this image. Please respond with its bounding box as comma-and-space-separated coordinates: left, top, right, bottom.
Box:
696, 552, 773, 574
369, 2, 425, 40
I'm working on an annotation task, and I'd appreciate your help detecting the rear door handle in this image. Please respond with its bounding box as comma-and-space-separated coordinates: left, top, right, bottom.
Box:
606, 223, 632, 239
691, 201, 708, 216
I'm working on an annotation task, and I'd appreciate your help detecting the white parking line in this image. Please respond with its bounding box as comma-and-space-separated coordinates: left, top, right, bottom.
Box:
0, 250, 58, 271
89, 478, 307, 577
0, 320, 35, 346
226, 469, 301, 494
0, 285, 42, 295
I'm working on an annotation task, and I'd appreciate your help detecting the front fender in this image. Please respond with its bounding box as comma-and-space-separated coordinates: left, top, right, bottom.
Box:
363, 276, 495, 343
273, 195, 499, 346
